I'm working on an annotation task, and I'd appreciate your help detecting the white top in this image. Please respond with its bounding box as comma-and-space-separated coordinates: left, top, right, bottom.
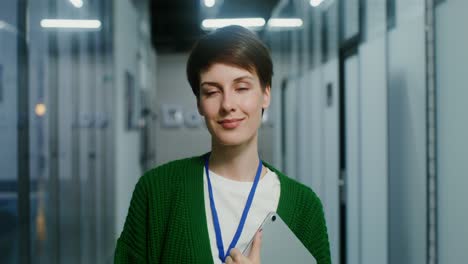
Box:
203, 167, 281, 264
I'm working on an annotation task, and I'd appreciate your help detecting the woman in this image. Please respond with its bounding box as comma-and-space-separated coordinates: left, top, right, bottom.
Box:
114, 25, 331, 264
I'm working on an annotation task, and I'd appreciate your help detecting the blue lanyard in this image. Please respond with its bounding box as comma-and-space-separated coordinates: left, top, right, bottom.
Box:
204, 154, 263, 263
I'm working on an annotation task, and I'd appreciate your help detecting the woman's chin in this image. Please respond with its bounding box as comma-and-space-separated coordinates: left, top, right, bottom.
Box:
213, 135, 251, 147
215, 139, 244, 147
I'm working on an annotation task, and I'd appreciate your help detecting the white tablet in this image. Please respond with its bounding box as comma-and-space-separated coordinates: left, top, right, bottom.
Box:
242, 212, 317, 264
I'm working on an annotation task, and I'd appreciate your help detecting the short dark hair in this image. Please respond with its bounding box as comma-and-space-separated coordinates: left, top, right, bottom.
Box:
186, 25, 273, 99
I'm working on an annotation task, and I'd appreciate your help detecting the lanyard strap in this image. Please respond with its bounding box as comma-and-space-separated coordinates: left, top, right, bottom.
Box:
204, 153, 263, 263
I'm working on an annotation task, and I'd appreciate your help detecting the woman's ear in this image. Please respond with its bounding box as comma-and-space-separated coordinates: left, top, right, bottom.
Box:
262, 85, 271, 109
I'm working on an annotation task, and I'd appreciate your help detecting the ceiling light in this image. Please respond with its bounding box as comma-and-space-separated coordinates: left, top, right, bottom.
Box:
70, 0, 83, 8
204, 0, 216, 8
40, 19, 101, 29
267, 18, 303, 28
310, 0, 324, 7
202, 18, 266, 30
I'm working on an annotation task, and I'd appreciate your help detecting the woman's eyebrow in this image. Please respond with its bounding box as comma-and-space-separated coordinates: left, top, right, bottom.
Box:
233, 76, 254, 82
200, 81, 222, 88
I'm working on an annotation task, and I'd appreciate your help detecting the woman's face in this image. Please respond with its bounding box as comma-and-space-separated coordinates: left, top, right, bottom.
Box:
198, 63, 271, 147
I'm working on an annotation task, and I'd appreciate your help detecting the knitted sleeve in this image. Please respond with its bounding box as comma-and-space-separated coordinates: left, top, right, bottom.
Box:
298, 188, 332, 264
114, 176, 149, 264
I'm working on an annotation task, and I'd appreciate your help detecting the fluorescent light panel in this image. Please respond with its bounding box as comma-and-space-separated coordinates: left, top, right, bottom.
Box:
202, 18, 265, 29
70, 0, 83, 8
268, 18, 303, 28
310, 0, 324, 7
40, 19, 101, 29
204, 0, 215, 8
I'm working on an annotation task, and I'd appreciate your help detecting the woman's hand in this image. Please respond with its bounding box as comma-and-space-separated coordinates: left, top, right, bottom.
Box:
225, 231, 262, 264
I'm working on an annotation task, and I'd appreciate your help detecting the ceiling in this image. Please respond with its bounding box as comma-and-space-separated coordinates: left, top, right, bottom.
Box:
151, 0, 280, 53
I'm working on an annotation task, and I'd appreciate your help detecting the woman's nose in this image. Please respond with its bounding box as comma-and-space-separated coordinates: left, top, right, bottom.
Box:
221, 92, 236, 112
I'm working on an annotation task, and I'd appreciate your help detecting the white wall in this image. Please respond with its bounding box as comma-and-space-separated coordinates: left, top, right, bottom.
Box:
319, 3, 341, 263
359, 37, 388, 264
436, 0, 468, 262
344, 54, 360, 264
270, 48, 292, 172
306, 67, 325, 196
303, 1, 327, 210
155, 54, 211, 165
387, 0, 427, 263
113, 0, 155, 238
321, 58, 340, 264
340, 2, 390, 263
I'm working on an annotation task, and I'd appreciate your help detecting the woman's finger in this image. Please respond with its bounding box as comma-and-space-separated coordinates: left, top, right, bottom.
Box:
229, 248, 243, 262
248, 230, 262, 262
225, 255, 233, 264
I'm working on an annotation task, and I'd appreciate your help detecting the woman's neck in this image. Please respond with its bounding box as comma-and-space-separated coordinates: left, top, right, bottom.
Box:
209, 136, 263, 182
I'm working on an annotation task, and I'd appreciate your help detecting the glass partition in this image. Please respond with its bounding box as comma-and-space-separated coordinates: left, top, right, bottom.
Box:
1, 1, 116, 263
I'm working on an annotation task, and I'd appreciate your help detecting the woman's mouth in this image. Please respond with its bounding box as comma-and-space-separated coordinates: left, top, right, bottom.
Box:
218, 118, 245, 129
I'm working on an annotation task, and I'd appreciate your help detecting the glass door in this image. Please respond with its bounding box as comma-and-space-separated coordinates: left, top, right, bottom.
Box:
0, 0, 30, 263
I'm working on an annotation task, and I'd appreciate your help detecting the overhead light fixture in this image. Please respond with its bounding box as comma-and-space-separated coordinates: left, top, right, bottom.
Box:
202, 18, 266, 30
40, 19, 101, 29
267, 18, 303, 28
204, 0, 216, 8
69, 0, 84, 8
310, 0, 324, 7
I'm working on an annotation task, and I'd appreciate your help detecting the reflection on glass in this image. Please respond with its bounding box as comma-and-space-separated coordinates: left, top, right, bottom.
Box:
1, 0, 117, 263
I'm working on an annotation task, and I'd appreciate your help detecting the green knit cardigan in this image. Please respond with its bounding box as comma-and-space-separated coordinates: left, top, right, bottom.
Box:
114, 154, 331, 263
